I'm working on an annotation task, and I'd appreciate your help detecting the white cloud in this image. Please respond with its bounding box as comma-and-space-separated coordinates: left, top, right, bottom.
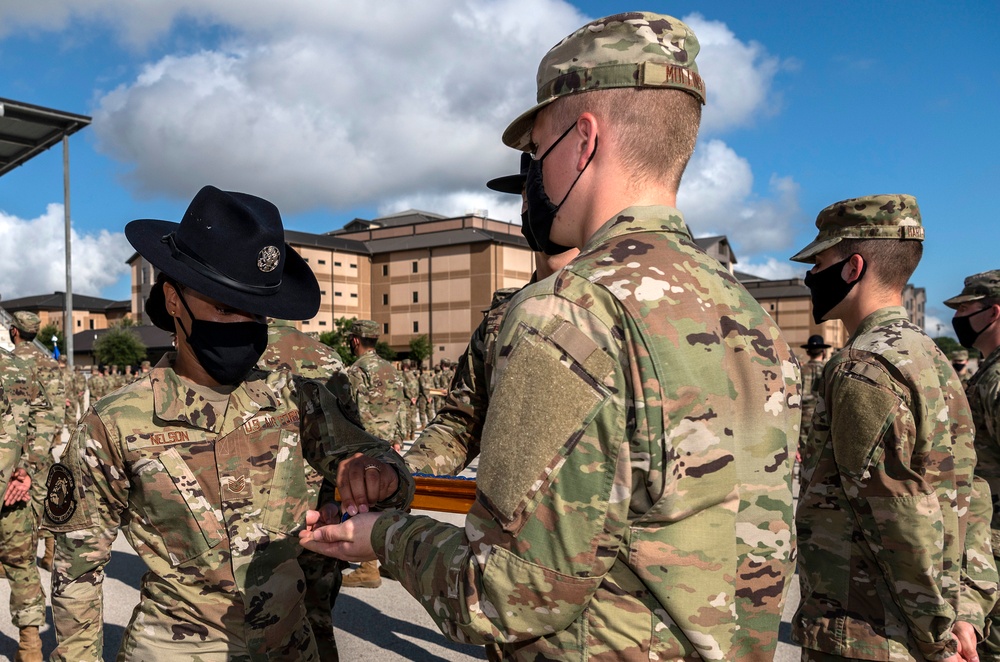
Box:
379, 191, 523, 226
679, 139, 801, 254
681, 13, 783, 134
0, 2, 789, 215
0, 204, 133, 299
736, 258, 805, 282
924, 310, 954, 339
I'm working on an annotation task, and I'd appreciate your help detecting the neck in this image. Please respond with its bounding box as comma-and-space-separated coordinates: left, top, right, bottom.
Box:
841, 291, 902, 336
976, 334, 1000, 359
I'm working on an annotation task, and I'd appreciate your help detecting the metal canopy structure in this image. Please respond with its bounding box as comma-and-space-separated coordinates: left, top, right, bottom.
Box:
0, 97, 91, 176
0, 97, 92, 365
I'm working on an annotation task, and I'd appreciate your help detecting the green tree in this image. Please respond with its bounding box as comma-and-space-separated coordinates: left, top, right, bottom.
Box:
375, 341, 397, 361
408, 334, 432, 365
933, 336, 980, 360
319, 317, 356, 365
94, 326, 147, 368
38, 323, 65, 354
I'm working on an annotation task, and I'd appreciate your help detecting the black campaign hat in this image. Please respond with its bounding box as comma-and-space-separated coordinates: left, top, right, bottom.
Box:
801, 334, 831, 350
486, 153, 530, 195
126, 186, 320, 328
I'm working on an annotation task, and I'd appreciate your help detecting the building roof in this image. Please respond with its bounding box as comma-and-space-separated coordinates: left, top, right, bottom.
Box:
741, 278, 811, 299
0, 97, 91, 177
2, 291, 129, 312
330, 209, 446, 234
364, 227, 529, 253
73, 324, 174, 353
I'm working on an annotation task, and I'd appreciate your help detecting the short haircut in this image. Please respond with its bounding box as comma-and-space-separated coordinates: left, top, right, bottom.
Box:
353, 336, 377, 351
833, 238, 923, 292
548, 87, 701, 191
18, 328, 37, 342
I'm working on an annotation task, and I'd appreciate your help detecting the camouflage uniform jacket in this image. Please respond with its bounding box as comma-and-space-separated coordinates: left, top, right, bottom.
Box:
968, 346, 1000, 553
417, 371, 434, 400
794, 306, 978, 660
405, 287, 519, 475
402, 371, 419, 401
0, 383, 17, 487
347, 349, 404, 442
798, 358, 827, 452
374, 206, 800, 660
43, 356, 413, 662
0, 350, 35, 477
13, 343, 62, 478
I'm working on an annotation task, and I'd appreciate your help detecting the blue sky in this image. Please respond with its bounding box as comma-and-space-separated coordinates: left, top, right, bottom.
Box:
0, 0, 996, 337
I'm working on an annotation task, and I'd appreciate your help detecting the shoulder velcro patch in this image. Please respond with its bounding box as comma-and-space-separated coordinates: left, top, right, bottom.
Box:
44, 463, 78, 525
479, 319, 614, 525
830, 372, 900, 479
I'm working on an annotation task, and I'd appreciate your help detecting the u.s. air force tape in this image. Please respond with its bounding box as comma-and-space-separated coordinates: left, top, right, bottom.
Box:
45, 463, 77, 524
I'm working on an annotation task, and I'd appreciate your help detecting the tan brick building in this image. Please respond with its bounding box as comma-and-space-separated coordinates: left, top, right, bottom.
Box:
1, 291, 131, 334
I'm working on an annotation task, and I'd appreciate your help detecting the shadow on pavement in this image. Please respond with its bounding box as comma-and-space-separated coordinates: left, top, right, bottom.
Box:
335, 592, 486, 660
0, 607, 125, 662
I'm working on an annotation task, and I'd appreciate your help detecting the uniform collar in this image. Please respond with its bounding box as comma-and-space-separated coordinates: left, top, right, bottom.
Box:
850, 306, 910, 341
583, 205, 691, 253
150, 353, 279, 433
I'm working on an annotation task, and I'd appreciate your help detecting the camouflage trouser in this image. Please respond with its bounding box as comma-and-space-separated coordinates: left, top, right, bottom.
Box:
417, 397, 431, 428
982, 604, 1000, 661
301, 550, 346, 662
0, 501, 45, 628
800, 650, 865, 661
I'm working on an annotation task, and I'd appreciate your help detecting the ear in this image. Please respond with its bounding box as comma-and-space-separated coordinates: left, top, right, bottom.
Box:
574, 112, 600, 172
842, 253, 866, 284
162, 281, 179, 317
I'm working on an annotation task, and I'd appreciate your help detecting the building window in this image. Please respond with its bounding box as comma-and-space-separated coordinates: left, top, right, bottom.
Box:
319, 320, 327, 326
303, 258, 309, 263
350, 293, 358, 299
383, 323, 389, 334
382, 265, 389, 277
382, 294, 389, 305
335, 292, 342, 297
412, 261, 418, 273
320, 290, 327, 296
318, 259, 326, 265
77, 319, 82, 327
412, 291, 419, 303
89, 320, 95, 329
350, 263, 357, 269
334, 261, 341, 267
413, 321, 419, 333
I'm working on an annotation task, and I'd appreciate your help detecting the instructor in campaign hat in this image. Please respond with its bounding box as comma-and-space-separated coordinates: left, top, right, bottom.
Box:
43, 185, 413, 662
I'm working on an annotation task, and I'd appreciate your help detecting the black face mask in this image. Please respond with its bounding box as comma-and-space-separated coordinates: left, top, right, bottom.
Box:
803, 255, 866, 325
952, 306, 996, 349
174, 289, 268, 385
524, 122, 597, 255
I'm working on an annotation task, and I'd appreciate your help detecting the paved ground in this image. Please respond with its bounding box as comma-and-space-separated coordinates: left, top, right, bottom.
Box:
0, 438, 804, 661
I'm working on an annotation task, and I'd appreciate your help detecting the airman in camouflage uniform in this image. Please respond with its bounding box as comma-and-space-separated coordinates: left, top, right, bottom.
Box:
305, 13, 801, 660
405, 152, 580, 477
416, 367, 435, 426
401, 363, 419, 438
342, 319, 405, 589
87, 366, 110, 404
42, 186, 413, 662
0, 346, 48, 662
258, 317, 354, 662
946, 270, 1000, 660
9, 312, 64, 578
951, 349, 976, 390
797, 334, 830, 460
792, 195, 995, 660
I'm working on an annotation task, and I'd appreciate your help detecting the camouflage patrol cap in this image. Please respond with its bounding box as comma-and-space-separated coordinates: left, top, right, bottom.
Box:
11, 311, 41, 334
349, 319, 380, 339
502, 12, 706, 150
790, 194, 923, 264
950, 350, 969, 361
944, 270, 1000, 309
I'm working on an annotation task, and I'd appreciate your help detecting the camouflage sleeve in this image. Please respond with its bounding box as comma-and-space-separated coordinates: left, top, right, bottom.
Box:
296, 378, 414, 511
0, 385, 21, 486
45, 413, 127, 662
828, 362, 961, 659
405, 323, 487, 475
25, 373, 58, 493
373, 291, 628, 645
959, 476, 998, 636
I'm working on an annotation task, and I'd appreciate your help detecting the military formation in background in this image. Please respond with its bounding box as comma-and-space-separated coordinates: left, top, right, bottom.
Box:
0, 8, 998, 662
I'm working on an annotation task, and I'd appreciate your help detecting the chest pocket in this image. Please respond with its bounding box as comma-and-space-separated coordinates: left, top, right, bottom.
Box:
262, 428, 313, 537
133, 444, 226, 567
